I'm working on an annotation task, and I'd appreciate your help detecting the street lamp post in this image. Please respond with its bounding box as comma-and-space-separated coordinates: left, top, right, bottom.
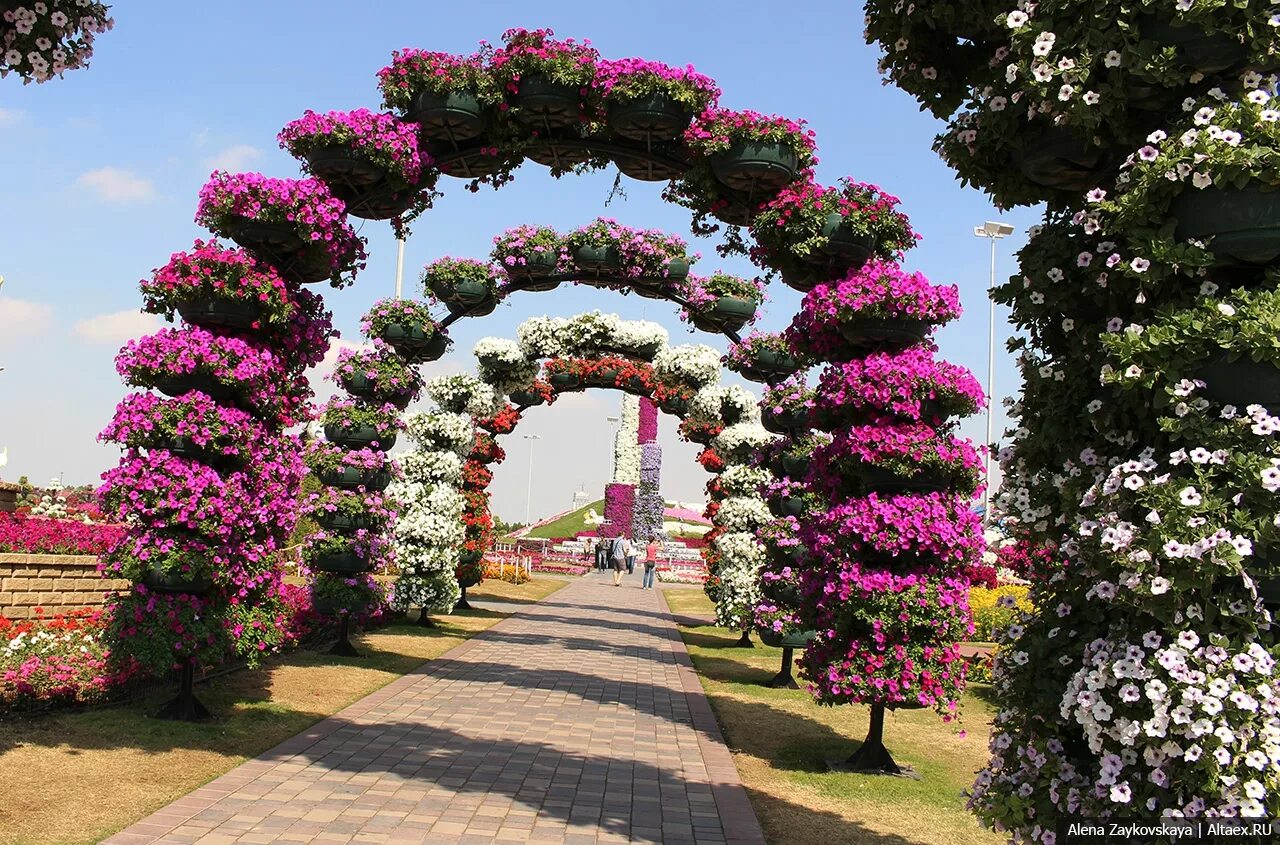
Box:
973, 221, 1014, 523
606, 415, 620, 477
523, 434, 541, 525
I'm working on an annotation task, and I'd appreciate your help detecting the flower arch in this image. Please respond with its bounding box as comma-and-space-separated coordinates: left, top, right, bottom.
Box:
98, 23, 985, 785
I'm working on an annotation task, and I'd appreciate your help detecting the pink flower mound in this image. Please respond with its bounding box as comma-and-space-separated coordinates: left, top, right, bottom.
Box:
601, 483, 635, 539
638, 397, 658, 443
278, 108, 426, 183
100, 391, 267, 462
592, 57, 720, 103
812, 346, 984, 423
796, 564, 973, 710
802, 491, 985, 565
194, 171, 368, 281
141, 240, 296, 326
0, 512, 125, 556
115, 326, 312, 427
684, 107, 818, 168
786, 260, 961, 359
807, 424, 985, 498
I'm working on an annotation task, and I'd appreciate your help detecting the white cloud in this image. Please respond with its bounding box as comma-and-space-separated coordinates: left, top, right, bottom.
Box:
0, 107, 22, 126
72, 309, 160, 345
75, 167, 158, 203
204, 144, 261, 173
0, 297, 54, 344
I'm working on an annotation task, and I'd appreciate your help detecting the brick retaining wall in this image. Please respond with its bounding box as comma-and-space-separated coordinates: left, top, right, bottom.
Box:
0, 553, 129, 619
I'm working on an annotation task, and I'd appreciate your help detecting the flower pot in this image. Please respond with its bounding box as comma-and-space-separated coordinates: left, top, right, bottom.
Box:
344, 372, 414, 410
315, 511, 373, 534
324, 424, 397, 452
711, 198, 756, 226
757, 626, 785, 648
507, 249, 560, 282
592, 368, 620, 386
817, 213, 876, 267
279, 247, 335, 286
615, 153, 686, 182
143, 566, 213, 595
780, 454, 810, 479
223, 218, 305, 257
664, 258, 691, 281
781, 629, 818, 649
409, 89, 488, 142
176, 297, 261, 331
1140, 17, 1247, 76
414, 331, 451, 363
377, 320, 439, 362
1013, 126, 1107, 192
330, 181, 419, 221
608, 92, 692, 142
780, 265, 821, 293
525, 142, 594, 170
768, 495, 806, 518
446, 296, 498, 318
434, 147, 508, 179
319, 466, 392, 491
512, 75, 581, 129
509, 389, 546, 407
572, 244, 622, 274
743, 349, 800, 383
837, 316, 931, 349
855, 464, 950, 495
312, 593, 359, 616
633, 283, 668, 300
685, 427, 715, 446
1171, 184, 1280, 267
1256, 575, 1280, 610
312, 550, 371, 575
548, 373, 582, 392
1193, 353, 1280, 410
660, 396, 690, 416
152, 435, 231, 468
762, 409, 807, 435
152, 372, 237, 402
691, 296, 756, 333
708, 141, 800, 193
306, 144, 386, 188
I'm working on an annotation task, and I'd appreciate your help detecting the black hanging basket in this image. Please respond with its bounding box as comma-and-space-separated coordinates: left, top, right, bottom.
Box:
409, 89, 489, 142
708, 141, 800, 194
324, 424, 397, 452
312, 550, 372, 575
306, 144, 387, 188
512, 75, 582, 129
152, 372, 237, 403
607, 92, 692, 142
1193, 353, 1280, 410
315, 510, 374, 534
837, 316, 931, 349
1012, 126, 1109, 193
573, 244, 623, 274
1171, 183, 1280, 268
142, 566, 213, 595
318, 466, 392, 492
176, 297, 261, 331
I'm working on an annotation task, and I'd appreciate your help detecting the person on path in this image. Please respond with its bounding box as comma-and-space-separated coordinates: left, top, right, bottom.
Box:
582, 535, 592, 561
642, 534, 660, 590
610, 535, 626, 586
623, 537, 636, 575
594, 537, 607, 571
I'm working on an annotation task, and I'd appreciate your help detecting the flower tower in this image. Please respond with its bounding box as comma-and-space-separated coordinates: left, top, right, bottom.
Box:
602, 395, 642, 539
869, 0, 1280, 829
633, 398, 664, 542
99, 172, 364, 716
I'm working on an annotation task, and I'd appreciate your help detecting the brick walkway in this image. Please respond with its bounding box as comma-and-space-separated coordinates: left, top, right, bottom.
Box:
103, 575, 765, 845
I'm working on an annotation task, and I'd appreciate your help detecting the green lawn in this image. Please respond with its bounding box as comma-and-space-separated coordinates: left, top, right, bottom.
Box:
0, 577, 570, 845
660, 589, 1000, 845
523, 499, 604, 540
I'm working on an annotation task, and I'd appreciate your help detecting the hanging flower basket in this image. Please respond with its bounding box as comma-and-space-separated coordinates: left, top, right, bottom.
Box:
315, 511, 373, 534
513, 74, 582, 129
344, 372, 415, 410
709, 141, 800, 193
447, 297, 498, 318
837, 316, 931, 349
608, 91, 693, 142
510, 389, 547, 407
312, 550, 372, 575
175, 297, 262, 331
780, 454, 810, 478
815, 213, 877, 265
152, 373, 237, 403
1012, 126, 1108, 192
854, 465, 951, 496
142, 566, 213, 595
305, 144, 387, 188
1193, 354, 1280, 410
660, 395, 691, 416
759, 627, 818, 649
615, 153, 687, 182
377, 321, 436, 358
572, 244, 623, 274
1139, 16, 1248, 76
508, 250, 561, 282
319, 466, 392, 491
409, 89, 489, 142
768, 496, 806, 519
1170, 183, 1280, 267
324, 424, 397, 452
150, 435, 235, 470
761, 409, 807, 435
434, 148, 509, 179
690, 296, 757, 334
549, 372, 582, 392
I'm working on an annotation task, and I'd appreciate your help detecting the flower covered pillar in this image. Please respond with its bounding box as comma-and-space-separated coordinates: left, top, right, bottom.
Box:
632, 397, 663, 542
867, 0, 1280, 829
602, 394, 641, 539
99, 169, 367, 718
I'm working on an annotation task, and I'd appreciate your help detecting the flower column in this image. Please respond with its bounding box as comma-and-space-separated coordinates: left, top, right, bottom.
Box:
788, 260, 985, 775
602, 395, 641, 539
632, 398, 663, 542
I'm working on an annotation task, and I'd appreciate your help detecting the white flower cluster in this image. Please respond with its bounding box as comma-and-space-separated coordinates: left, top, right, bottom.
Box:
388, 453, 466, 613
719, 464, 770, 497
398, 450, 464, 486
614, 394, 641, 484
425, 373, 500, 417
712, 531, 766, 629
654, 344, 722, 387
516, 312, 670, 360
712, 422, 776, 463
403, 411, 474, 456
517, 316, 569, 359
716, 496, 773, 533
473, 337, 529, 368
689, 384, 761, 426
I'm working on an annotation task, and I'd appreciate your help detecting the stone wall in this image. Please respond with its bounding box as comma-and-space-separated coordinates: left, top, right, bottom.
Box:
0, 553, 128, 619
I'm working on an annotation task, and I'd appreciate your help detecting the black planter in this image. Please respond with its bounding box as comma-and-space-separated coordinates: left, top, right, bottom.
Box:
1256, 575, 1280, 609
319, 466, 392, 492
507, 250, 560, 281
815, 213, 876, 269
1012, 126, 1108, 192
446, 296, 498, 318
615, 153, 686, 182
708, 141, 800, 193
768, 496, 806, 518
1171, 184, 1280, 267
413, 331, 452, 363
435, 147, 508, 180
152, 435, 234, 468
740, 349, 801, 383
143, 566, 213, 595
607, 92, 692, 142
512, 75, 581, 129
837, 316, 931, 349
315, 511, 373, 534
328, 180, 419, 222
685, 427, 715, 446
343, 372, 414, 410
312, 593, 361, 617
306, 144, 386, 188
660, 396, 691, 416
762, 409, 808, 435
377, 321, 435, 359
758, 628, 817, 649
591, 369, 620, 386
324, 423, 397, 451
855, 464, 950, 495
223, 218, 305, 257
176, 297, 261, 331
409, 89, 488, 142
525, 142, 595, 170
1194, 353, 1280, 410
152, 372, 236, 402
312, 550, 372, 575
572, 244, 623, 274
1140, 17, 1248, 76
780, 454, 810, 479
691, 296, 757, 334
548, 373, 582, 392
664, 258, 691, 281
510, 390, 546, 407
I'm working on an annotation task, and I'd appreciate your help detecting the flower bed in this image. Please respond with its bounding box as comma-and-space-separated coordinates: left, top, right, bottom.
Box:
0, 512, 125, 556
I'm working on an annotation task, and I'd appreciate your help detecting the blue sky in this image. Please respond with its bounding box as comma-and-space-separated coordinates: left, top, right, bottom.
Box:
0, 0, 1040, 522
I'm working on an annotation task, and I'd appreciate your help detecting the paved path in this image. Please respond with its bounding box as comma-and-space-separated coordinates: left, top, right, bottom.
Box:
103, 574, 765, 845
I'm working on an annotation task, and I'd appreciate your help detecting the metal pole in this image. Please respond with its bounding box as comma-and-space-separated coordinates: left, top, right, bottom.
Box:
524, 435, 539, 525
394, 236, 406, 300
984, 236, 997, 524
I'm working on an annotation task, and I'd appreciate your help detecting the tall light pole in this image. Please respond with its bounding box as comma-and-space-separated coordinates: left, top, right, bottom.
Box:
394, 235, 406, 299
606, 415, 620, 478
523, 434, 541, 525
973, 221, 1014, 523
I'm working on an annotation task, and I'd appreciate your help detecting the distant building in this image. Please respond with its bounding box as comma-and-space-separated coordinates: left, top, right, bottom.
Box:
571, 488, 591, 511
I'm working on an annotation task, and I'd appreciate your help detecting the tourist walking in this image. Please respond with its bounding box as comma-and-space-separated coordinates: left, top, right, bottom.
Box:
594, 537, 607, 571
610, 535, 626, 586
582, 535, 592, 561
642, 534, 660, 589
623, 537, 636, 575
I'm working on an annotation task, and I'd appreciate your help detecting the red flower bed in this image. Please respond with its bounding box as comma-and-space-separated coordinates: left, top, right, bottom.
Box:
0, 512, 126, 556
